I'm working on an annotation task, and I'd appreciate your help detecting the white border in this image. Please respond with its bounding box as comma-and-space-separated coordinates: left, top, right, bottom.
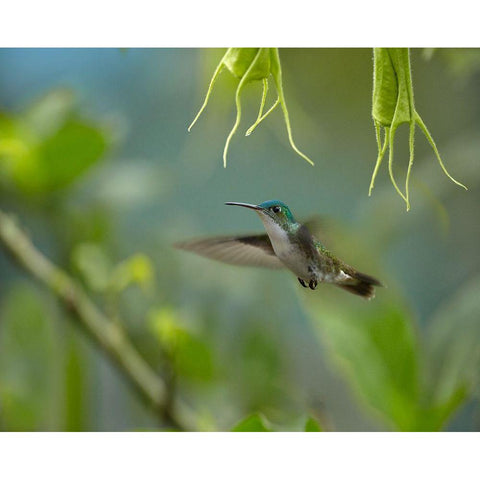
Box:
1, 1, 479, 47
1, 432, 479, 479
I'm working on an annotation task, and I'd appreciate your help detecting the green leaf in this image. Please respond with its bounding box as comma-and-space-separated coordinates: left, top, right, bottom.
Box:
72, 245, 155, 295
34, 118, 107, 192
302, 295, 419, 431
175, 332, 214, 382
305, 416, 323, 432
302, 276, 480, 431
419, 275, 480, 430
110, 253, 155, 293
0, 90, 109, 195
149, 308, 214, 382
232, 413, 272, 432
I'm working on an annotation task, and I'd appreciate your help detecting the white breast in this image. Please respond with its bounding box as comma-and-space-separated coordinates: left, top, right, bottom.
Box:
260, 217, 311, 278
261, 219, 291, 257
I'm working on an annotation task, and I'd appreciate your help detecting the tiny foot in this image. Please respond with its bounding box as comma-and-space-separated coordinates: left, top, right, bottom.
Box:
298, 278, 308, 288
309, 279, 318, 290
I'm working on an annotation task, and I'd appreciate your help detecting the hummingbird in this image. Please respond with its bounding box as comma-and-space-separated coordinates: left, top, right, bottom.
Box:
175, 200, 383, 299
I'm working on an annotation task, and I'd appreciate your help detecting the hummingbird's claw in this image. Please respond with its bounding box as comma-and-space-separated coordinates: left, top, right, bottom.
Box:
298, 278, 308, 288
309, 279, 318, 290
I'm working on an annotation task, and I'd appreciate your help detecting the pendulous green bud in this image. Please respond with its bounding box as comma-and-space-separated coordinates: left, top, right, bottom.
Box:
369, 48, 466, 210
223, 48, 271, 80
188, 48, 313, 167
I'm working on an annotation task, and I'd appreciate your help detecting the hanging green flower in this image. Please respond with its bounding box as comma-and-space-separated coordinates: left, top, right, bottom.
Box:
188, 48, 314, 167
369, 48, 467, 210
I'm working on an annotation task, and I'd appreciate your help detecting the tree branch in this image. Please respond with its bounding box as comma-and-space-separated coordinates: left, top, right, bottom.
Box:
0, 208, 191, 431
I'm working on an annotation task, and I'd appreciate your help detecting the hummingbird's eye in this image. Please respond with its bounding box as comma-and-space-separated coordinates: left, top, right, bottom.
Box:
271, 206, 282, 214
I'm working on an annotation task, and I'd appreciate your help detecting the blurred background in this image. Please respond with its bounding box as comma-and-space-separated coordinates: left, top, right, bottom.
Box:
0, 48, 479, 431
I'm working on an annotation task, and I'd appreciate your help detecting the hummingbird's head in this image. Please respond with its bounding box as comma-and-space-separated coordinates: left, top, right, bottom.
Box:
225, 200, 296, 229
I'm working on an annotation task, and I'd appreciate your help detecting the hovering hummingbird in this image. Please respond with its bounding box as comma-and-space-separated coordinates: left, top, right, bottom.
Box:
175, 200, 383, 299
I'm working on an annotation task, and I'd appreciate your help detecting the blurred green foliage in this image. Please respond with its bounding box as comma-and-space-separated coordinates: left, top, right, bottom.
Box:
0, 284, 58, 430
149, 307, 214, 382
232, 413, 272, 432
304, 417, 323, 432
421, 275, 480, 428
73, 243, 154, 294
0, 90, 109, 196
0, 49, 479, 431
302, 288, 477, 431
304, 298, 419, 430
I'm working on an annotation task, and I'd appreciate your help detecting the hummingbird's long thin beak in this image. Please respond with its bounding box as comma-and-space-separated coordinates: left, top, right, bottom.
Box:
225, 202, 262, 211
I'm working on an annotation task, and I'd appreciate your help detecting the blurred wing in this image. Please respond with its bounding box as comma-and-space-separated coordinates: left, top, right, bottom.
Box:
302, 215, 333, 245
174, 234, 284, 269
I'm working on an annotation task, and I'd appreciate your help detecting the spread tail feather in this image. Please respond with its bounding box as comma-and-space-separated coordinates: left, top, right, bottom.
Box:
337, 271, 383, 299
